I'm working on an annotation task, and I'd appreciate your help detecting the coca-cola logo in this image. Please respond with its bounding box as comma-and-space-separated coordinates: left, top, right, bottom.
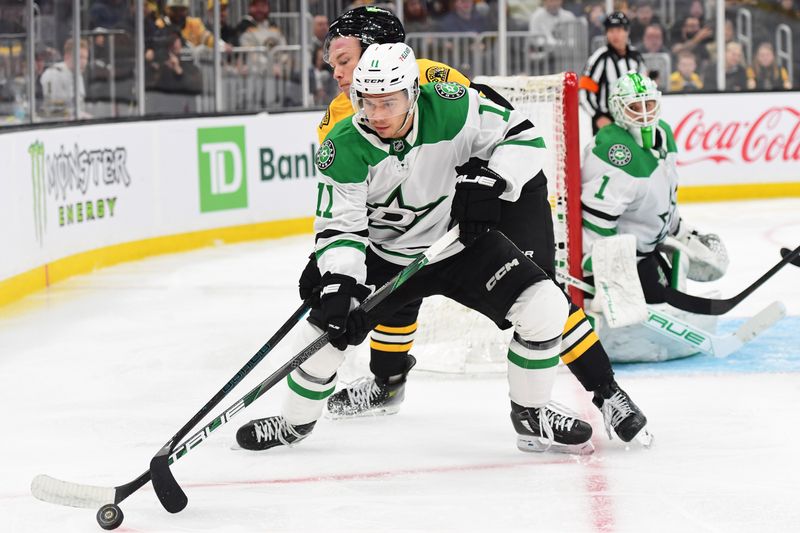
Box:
672, 106, 800, 165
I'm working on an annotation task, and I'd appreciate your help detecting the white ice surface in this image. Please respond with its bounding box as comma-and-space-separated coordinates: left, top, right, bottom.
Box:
1, 199, 799, 532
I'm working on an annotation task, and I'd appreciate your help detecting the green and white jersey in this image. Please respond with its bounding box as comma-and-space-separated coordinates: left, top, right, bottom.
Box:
313, 82, 547, 283
580, 120, 682, 267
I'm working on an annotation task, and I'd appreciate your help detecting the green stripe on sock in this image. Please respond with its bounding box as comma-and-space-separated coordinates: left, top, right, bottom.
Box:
287, 374, 335, 400
507, 349, 560, 370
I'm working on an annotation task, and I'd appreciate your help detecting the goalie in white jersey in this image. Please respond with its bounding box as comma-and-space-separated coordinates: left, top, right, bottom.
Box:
581, 71, 729, 361
236, 43, 595, 455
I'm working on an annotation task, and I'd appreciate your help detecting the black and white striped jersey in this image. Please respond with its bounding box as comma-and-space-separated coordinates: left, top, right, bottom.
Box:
579, 45, 647, 130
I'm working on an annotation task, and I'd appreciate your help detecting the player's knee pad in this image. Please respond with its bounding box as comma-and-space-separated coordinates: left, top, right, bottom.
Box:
507, 280, 569, 343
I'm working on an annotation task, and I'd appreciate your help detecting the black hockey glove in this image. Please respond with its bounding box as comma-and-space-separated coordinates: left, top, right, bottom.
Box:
298, 253, 322, 305
450, 164, 507, 246
315, 272, 371, 351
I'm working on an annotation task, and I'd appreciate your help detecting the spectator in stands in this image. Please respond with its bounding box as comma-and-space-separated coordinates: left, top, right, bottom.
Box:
671, 16, 712, 67
40, 37, 90, 118
150, 30, 202, 95
236, 0, 286, 50
157, 0, 215, 49
437, 0, 491, 32
311, 14, 329, 48
585, 3, 606, 43
629, 0, 659, 45
404, 0, 437, 33
704, 18, 734, 65
528, 0, 576, 46
637, 22, 668, 54
205, 0, 239, 47
704, 41, 748, 91
89, 0, 129, 30
669, 50, 703, 92
579, 11, 647, 133
310, 43, 337, 105
508, 0, 543, 31
236, 0, 289, 86
747, 41, 792, 90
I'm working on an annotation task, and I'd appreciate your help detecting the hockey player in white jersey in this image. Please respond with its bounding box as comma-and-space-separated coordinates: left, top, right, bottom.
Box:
299, 7, 649, 446
580, 71, 729, 360
236, 43, 594, 455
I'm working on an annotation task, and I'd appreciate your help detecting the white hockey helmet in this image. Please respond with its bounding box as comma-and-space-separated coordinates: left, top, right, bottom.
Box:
609, 71, 662, 149
350, 43, 420, 131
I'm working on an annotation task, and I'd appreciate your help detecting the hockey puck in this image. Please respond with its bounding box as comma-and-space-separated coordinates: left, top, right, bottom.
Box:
96, 503, 124, 530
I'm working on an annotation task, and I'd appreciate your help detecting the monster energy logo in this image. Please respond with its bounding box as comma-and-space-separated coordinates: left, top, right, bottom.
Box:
29, 141, 46, 246
27, 141, 131, 240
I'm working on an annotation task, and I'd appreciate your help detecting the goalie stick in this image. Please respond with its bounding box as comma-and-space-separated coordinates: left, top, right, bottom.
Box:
662, 245, 799, 315
557, 272, 786, 358
32, 226, 460, 519
781, 247, 800, 267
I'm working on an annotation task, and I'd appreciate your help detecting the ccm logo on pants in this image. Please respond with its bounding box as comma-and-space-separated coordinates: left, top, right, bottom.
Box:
486, 258, 520, 291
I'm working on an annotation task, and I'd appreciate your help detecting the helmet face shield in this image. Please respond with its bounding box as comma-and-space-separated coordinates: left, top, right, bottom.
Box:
352, 89, 413, 123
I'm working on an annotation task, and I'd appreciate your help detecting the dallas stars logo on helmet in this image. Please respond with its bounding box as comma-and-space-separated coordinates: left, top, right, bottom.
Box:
316, 139, 336, 170
608, 143, 632, 166
434, 82, 465, 100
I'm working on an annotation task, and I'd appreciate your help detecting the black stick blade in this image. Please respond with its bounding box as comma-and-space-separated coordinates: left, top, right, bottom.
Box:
150, 454, 187, 513
781, 247, 800, 267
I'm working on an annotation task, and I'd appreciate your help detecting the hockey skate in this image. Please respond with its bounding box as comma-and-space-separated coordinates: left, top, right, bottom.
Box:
326, 355, 415, 419
326, 376, 406, 419
235, 416, 316, 451
510, 401, 594, 455
593, 381, 653, 447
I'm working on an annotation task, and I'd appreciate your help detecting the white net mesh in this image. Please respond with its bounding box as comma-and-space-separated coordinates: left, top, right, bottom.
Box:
413, 73, 579, 374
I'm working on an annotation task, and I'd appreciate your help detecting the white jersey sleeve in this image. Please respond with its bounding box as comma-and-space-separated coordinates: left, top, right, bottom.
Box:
462, 90, 547, 202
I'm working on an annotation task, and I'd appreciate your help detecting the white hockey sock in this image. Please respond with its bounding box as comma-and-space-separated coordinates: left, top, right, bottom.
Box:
507, 334, 561, 407
282, 320, 347, 425
505, 280, 569, 407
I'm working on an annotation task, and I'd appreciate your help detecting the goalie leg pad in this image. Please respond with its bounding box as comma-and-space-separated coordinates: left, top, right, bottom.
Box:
505, 280, 568, 407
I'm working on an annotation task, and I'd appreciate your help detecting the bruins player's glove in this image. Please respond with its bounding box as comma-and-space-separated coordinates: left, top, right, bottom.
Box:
450, 164, 507, 246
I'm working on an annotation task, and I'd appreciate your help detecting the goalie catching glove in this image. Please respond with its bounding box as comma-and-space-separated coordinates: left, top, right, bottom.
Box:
310, 272, 371, 351
450, 163, 507, 245
661, 221, 729, 282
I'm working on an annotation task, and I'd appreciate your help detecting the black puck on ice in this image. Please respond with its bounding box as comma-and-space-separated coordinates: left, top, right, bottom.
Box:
96, 503, 124, 530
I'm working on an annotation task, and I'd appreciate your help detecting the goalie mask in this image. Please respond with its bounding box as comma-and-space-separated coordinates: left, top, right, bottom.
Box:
609, 72, 662, 150
323, 6, 406, 64
351, 43, 420, 137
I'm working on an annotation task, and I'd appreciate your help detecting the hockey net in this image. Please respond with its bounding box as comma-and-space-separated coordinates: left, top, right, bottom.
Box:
413, 72, 583, 373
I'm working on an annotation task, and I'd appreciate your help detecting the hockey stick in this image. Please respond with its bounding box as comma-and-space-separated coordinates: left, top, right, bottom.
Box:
557, 272, 786, 358
31, 297, 311, 514
781, 247, 800, 267
32, 226, 460, 520
149, 297, 315, 513
661, 245, 799, 315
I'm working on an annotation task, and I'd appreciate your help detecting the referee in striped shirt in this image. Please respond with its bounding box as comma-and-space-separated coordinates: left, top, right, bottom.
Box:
579, 12, 647, 133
